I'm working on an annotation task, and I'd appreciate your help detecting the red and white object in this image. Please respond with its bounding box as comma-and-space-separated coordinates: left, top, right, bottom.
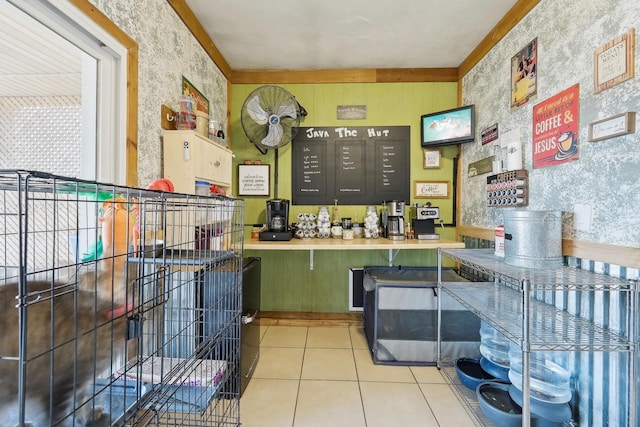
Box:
495, 225, 505, 257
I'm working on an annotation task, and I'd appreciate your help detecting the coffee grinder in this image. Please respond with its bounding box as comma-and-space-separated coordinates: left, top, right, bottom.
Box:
383, 200, 405, 240
260, 199, 293, 241
411, 202, 441, 240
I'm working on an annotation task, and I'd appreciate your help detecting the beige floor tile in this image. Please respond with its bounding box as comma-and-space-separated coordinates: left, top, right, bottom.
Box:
353, 348, 415, 383
294, 380, 365, 427
253, 346, 304, 379
240, 378, 298, 427
410, 365, 448, 384
349, 326, 369, 349
261, 325, 308, 347
360, 381, 439, 427
301, 348, 357, 380
419, 383, 478, 427
306, 326, 351, 348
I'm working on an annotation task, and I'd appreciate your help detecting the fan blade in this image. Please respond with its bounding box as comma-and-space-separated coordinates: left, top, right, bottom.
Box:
246, 95, 269, 125
262, 123, 284, 147
274, 102, 297, 120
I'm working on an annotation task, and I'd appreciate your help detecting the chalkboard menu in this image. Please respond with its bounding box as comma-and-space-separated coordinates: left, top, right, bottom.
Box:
292, 126, 410, 205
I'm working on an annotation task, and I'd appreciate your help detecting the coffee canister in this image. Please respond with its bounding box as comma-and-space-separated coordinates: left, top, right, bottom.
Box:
503, 210, 562, 269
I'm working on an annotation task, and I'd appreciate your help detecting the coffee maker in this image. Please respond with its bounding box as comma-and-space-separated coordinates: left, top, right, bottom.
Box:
411, 202, 441, 240
383, 200, 405, 240
260, 199, 293, 241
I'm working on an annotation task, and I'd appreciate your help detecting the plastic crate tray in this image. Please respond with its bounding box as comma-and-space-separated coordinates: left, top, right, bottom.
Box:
119, 357, 227, 412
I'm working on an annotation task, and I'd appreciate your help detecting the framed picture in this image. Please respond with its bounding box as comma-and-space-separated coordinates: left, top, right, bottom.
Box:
182, 76, 209, 114
588, 112, 636, 142
511, 38, 538, 109
594, 29, 635, 94
414, 181, 449, 199
238, 164, 270, 196
423, 149, 441, 168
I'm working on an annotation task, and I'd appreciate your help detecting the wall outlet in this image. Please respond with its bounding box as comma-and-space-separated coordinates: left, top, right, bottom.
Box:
574, 203, 592, 232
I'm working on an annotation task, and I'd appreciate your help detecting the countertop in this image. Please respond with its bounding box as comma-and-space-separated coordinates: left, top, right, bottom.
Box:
243, 237, 464, 250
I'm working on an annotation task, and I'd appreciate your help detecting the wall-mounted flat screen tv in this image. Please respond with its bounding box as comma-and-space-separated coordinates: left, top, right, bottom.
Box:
420, 105, 475, 147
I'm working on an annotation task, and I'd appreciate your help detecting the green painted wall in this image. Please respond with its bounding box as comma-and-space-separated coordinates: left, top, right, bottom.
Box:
231, 82, 458, 312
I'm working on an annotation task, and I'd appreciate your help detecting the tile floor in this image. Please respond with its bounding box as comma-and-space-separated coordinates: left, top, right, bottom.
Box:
240, 324, 478, 427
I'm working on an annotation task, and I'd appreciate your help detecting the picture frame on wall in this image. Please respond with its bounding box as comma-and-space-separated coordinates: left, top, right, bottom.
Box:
594, 28, 635, 94
238, 164, 270, 196
511, 38, 538, 109
414, 181, 449, 198
182, 76, 209, 114
422, 149, 441, 168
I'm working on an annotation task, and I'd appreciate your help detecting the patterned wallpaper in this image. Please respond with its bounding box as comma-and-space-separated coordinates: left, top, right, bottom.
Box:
91, 0, 228, 188
461, 0, 639, 248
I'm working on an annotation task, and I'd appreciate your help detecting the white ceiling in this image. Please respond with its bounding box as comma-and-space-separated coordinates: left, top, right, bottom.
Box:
185, 0, 520, 70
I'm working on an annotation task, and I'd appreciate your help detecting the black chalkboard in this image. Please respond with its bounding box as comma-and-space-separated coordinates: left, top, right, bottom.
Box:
292, 126, 410, 205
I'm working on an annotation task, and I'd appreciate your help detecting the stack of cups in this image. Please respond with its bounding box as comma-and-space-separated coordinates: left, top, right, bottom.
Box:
316, 207, 331, 238
176, 95, 196, 130
363, 206, 379, 238
295, 213, 318, 239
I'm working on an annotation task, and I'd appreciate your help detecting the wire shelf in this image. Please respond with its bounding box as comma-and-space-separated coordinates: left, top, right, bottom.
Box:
441, 282, 632, 352
440, 248, 635, 291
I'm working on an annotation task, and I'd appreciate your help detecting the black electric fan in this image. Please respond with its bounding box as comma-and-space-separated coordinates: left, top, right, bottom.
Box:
240, 85, 306, 197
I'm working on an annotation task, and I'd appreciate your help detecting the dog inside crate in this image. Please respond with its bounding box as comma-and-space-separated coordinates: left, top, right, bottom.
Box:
0, 171, 242, 427
0, 176, 141, 426
0, 171, 243, 426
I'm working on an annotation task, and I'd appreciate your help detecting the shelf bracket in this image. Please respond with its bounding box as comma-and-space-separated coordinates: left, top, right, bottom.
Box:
388, 249, 400, 266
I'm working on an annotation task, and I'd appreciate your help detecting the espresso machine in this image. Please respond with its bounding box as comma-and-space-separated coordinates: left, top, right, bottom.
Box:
411, 202, 441, 240
383, 200, 405, 240
260, 199, 293, 241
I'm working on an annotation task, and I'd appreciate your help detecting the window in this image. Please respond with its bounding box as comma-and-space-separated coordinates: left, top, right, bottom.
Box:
0, 0, 127, 184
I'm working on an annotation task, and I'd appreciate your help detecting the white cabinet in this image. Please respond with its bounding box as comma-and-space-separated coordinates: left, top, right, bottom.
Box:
163, 130, 233, 195
436, 248, 636, 426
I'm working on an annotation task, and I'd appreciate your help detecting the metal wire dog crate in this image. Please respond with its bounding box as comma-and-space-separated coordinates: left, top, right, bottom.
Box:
0, 170, 244, 426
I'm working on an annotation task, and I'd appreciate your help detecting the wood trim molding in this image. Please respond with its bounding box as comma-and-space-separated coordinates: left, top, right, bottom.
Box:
232, 68, 458, 84
70, 0, 139, 186
167, 0, 232, 79
457, 225, 640, 269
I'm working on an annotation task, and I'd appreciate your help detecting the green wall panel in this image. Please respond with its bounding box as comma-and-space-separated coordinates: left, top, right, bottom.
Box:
238, 81, 459, 313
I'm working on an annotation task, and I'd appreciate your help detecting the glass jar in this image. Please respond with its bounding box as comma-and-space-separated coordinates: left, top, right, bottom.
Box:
364, 206, 379, 238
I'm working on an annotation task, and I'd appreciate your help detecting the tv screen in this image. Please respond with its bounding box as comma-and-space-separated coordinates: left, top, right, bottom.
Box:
420, 105, 475, 147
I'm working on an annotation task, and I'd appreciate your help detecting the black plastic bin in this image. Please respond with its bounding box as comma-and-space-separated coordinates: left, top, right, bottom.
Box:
363, 266, 480, 365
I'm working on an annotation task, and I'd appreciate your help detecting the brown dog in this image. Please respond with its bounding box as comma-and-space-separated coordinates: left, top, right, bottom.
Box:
0, 275, 130, 426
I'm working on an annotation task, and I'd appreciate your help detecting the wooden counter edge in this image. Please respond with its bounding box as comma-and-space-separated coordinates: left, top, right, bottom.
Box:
243, 238, 464, 250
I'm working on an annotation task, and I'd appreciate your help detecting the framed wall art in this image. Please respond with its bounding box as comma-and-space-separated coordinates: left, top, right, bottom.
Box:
594, 28, 635, 94
414, 181, 449, 198
511, 38, 538, 109
588, 112, 636, 142
238, 164, 270, 196
423, 149, 441, 168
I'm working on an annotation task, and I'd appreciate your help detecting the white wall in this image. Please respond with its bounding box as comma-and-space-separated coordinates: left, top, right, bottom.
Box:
461, 0, 639, 249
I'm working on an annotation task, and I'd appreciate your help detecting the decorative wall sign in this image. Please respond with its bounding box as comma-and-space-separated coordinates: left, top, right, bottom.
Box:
468, 156, 495, 177
337, 105, 367, 120
481, 123, 499, 145
532, 84, 580, 169
511, 38, 538, 109
238, 164, 270, 196
414, 181, 449, 198
594, 28, 635, 94
588, 112, 636, 142
182, 76, 209, 114
422, 149, 441, 168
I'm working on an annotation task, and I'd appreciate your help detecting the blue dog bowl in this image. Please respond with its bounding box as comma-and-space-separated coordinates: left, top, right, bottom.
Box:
455, 358, 496, 390
476, 381, 522, 427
